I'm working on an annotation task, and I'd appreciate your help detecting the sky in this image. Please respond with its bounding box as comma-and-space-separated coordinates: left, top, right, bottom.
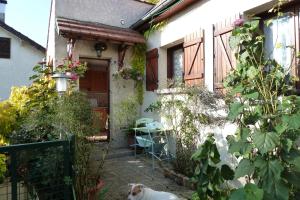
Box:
5, 0, 51, 47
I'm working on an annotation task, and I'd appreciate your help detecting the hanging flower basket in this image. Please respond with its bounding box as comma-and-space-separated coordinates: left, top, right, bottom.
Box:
113, 68, 143, 82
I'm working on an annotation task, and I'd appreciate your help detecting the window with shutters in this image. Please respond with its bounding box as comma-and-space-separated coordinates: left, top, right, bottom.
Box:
146, 48, 159, 91
260, 4, 300, 90
167, 30, 205, 87
0, 37, 11, 59
167, 44, 184, 84
213, 15, 240, 93
183, 30, 205, 86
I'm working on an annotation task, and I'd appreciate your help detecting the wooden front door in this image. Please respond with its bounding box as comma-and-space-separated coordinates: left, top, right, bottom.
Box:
79, 58, 110, 142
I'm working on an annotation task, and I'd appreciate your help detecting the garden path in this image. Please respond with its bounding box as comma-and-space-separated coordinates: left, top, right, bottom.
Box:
100, 148, 194, 200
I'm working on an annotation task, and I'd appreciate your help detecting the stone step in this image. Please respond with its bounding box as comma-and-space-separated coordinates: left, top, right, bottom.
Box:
106, 147, 134, 159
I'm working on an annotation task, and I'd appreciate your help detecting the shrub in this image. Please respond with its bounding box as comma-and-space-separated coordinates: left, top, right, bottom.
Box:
146, 85, 221, 177
191, 135, 234, 200
0, 154, 7, 184
0, 101, 16, 144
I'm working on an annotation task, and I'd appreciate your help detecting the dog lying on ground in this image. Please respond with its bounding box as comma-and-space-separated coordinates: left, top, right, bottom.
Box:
128, 183, 179, 200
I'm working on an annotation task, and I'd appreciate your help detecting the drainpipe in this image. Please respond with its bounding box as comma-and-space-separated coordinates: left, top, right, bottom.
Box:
0, 0, 7, 22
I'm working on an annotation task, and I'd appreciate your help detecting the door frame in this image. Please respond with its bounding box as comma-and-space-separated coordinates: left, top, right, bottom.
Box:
79, 57, 111, 142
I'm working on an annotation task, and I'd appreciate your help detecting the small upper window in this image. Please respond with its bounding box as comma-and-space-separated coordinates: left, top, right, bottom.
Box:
264, 13, 294, 70
0, 37, 11, 59
167, 44, 184, 84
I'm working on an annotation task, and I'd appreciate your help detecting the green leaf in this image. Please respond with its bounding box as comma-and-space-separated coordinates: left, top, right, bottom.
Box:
263, 181, 289, 200
291, 157, 300, 172
194, 165, 201, 175
254, 159, 284, 192
229, 35, 241, 49
229, 187, 246, 200
227, 135, 252, 155
230, 84, 244, 95
244, 92, 259, 99
282, 170, 300, 188
244, 183, 264, 200
274, 124, 287, 135
234, 159, 255, 179
229, 184, 263, 200
253, 131, 279, 154
282, 138, 293, 152
247, 66, 259, 79
282, 113, 300, 129
228, 102, 244, 121
221, 164, 234, 180
249, 20, 260, 30
265, 19, 273, 27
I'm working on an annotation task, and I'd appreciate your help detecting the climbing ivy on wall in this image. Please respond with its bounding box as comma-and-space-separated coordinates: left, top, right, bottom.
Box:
131, 44, 147, 105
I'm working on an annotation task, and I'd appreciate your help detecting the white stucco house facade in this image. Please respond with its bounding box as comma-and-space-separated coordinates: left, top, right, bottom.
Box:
137, 0, 300, 164
0, 0, 45, 100
47, 0, 298, 153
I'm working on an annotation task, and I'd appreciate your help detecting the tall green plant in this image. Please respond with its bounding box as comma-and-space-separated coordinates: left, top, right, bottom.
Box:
191, 135, 234, 200
146, 85, 220, 176
225, 17, 300, 200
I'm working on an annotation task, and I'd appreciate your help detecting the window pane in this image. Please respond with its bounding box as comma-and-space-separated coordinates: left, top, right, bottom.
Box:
173, 48, 184, 82
0, 37, 10, 59
264, 14, 294, 69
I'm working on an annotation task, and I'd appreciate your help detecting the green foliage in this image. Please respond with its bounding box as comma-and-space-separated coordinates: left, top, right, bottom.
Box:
1, 60, 108, 199
0, 154, 7, 184
0, 101, 16, 144
229, 183, 264, 200
225, 16, 300, 199
146, 85, 220, 177
114, 96, 139, 129
144, 21, 167, 39
191, 135, 234, 200
131, 44, 147, 104
54, 92, 94, 137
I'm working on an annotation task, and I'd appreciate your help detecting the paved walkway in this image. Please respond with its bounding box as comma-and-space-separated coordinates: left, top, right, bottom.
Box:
101, 150, 194, 200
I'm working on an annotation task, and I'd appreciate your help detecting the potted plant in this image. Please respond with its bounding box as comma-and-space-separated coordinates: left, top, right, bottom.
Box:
114, 96, 139, 148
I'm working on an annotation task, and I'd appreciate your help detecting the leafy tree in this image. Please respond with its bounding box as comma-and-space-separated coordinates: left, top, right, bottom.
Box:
225, 16, 300, 200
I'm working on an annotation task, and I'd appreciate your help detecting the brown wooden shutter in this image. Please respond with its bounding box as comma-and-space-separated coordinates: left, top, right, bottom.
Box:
146, 48, 159, 91
0, 37, 11, 59
183, 29, 204, 86
213, 15, 240, 93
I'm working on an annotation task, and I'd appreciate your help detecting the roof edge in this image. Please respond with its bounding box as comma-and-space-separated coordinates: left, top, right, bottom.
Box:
0, 21, 46, 53
131, 0, 200, 31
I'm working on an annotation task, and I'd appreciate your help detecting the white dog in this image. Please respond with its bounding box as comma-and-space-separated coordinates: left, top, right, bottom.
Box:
128, 183, 179, 200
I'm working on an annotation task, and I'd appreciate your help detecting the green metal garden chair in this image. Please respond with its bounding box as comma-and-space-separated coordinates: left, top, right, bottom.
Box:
132, 118, 171, 170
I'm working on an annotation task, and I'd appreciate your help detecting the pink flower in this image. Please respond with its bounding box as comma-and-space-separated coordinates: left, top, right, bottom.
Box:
70, 73, 78, 80
234, 18, 244, 27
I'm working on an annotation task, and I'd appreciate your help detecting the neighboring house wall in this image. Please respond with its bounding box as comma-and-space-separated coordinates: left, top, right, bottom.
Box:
0, 28, 44, 100
142, 0, 276, 165
55, 0, 153, 28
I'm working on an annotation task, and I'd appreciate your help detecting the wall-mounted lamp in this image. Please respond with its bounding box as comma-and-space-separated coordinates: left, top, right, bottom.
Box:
94, 42, 107, 57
